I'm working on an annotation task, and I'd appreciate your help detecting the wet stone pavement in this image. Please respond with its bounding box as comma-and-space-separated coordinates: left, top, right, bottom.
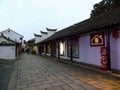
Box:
0, 60, 15, 90
10, 54, 120, 90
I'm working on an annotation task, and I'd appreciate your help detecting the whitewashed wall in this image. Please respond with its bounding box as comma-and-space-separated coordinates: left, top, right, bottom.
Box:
0, 46, 16, 60
47, 30, 56, 37
79, 35, 101, 66
35, 36, 42, 44
110, 32, 120, 70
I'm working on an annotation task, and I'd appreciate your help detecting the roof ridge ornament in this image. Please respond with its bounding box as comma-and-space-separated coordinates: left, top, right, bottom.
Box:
40, 31, 48, 34
34, 33, 42, 37
46, 27, 57, 31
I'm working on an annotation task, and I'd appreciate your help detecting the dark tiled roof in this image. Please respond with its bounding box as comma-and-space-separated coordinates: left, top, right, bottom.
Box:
42, 7, 120, 42
1, 28, 24, 38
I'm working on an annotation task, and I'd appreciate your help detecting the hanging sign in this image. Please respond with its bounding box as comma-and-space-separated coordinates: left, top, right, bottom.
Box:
90, 33, 105, 46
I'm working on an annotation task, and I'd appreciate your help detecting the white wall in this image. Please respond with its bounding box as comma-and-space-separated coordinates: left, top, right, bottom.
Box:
41, 33, 48, 40
79, 35, 101, 66
0, 46, 16, 60
55, 35, 102, 66
40, 31, 56, 43
35, 30, 56, 44
110, 33, 120, 70
35, 36, 42, 44
47, 30, 56, 37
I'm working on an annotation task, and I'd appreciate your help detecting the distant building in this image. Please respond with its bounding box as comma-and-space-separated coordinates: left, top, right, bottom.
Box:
0, 28, 24, 60
26, 38, 35, 54
0, 28, 23, 43
33, 28, 57, 54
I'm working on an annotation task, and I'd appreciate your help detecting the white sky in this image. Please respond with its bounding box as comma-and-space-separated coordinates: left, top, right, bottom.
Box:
0, 0, 101, 40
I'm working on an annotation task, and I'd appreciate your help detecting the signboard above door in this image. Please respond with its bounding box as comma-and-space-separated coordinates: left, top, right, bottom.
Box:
90, 33, 105, 46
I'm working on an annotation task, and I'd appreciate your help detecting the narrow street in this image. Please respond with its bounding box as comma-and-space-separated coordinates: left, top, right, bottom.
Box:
8, 54, 120, 90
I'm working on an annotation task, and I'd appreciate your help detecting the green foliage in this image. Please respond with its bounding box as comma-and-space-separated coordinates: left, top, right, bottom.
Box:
91, 0, 120, 17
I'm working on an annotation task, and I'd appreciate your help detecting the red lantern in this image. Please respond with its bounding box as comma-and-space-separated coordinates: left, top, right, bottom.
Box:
112, 30, 119, 38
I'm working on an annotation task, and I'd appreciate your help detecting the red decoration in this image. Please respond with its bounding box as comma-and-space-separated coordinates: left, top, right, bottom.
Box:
101, 65, 107, 70
61, 40, 65, 43
74, 37, 79, 42
101, 59, 107, 65
100, 46, 107, 71
100, 46, 107, 50
24, 40, 26, 44
112, 30, 119, 38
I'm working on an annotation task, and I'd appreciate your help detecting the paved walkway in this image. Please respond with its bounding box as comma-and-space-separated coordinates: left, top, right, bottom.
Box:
0, 60, 15, 90
9, 54, 120, 90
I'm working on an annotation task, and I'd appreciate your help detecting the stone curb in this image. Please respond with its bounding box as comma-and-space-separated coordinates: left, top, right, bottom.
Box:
58, 58, 120, 80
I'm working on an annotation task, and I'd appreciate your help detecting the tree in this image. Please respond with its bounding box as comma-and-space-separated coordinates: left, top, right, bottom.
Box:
112, 0, 120, 8
90, 0, 120, 17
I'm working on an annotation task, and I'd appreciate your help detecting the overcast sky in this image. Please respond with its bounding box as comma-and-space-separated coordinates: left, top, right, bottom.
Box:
0, 0, 101, 40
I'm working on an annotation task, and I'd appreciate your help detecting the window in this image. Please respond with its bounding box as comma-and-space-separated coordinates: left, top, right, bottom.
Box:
47, 43, 51, 54
60, 41, 66, 56
67, 38, 79, 58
